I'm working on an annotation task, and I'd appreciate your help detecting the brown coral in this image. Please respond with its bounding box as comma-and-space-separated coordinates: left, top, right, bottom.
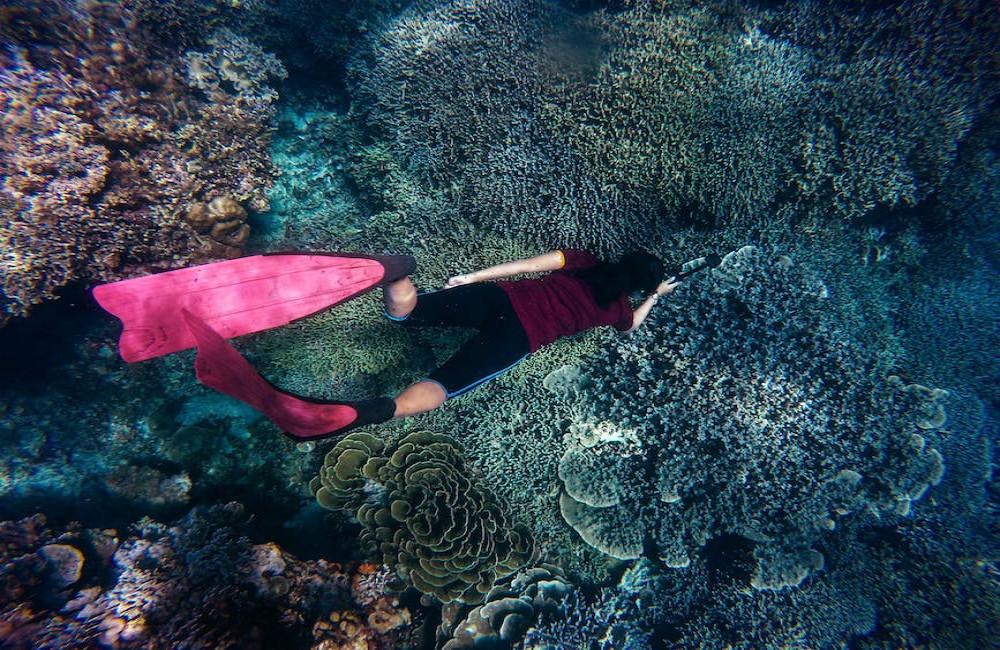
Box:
185, 195, 252, 258
0, 0, 283, 325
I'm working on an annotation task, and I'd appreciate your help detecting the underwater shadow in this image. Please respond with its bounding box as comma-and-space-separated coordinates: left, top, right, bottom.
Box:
0, 284, 108, 392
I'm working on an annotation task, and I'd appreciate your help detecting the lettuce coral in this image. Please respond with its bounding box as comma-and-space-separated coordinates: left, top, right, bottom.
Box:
311, 431, 535, 604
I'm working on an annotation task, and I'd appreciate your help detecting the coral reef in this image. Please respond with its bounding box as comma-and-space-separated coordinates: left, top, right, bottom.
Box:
348, 0, 656, 254
438, 563, 574, 649
1, 0, 996, 647
518, 514, 998, 648
0, 307, 318, 556
0, 0, 284, 323
559, 247, 948, 587
520, 559, 662, 650
103, 464, 193, 507
0, 505, 422, 648
235, 0, 409, 77
549, 0, 996, 225
349, 0, 998, 258
185, 195, 253, 258
251, 103, 369, 249
310, 431, 535, 604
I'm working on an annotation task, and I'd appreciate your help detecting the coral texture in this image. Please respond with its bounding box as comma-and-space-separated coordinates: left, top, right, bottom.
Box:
0, 505, 421, 648
310, 431, 535, 604
549, 0, 994, 225
349, 0, 998, 258
348, 0, 656, 254
439, 563, 575, 650
0, 1, 284, 323
520, 559, 662, 650
558, 247, 948, 588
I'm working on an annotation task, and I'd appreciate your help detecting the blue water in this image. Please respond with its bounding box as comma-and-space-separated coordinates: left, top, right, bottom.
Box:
1, 0, 997, 648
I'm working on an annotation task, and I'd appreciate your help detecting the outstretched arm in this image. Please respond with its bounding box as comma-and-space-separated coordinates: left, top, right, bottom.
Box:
627, 277, 680, 332
446, 250, 565, 288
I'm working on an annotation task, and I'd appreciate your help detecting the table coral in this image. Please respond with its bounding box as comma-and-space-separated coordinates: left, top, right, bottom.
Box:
558, 246, 949, 589
311, 431, 535, 604
0, 0, 284, 324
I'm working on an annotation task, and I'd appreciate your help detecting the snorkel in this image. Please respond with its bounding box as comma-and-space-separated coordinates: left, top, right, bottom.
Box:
669, 252, 722, 281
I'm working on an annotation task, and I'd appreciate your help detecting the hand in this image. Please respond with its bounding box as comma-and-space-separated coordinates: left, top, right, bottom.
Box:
656, 277, 680, 296
445, 274, 474, 289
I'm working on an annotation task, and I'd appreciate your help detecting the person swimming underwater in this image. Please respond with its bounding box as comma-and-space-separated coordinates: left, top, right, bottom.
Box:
94, 248, 693, 441
371, 248, 680, 425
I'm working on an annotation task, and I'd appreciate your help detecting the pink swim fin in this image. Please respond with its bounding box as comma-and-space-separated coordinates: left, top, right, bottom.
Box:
182, 310, 395, 440
93, 252, 415, 362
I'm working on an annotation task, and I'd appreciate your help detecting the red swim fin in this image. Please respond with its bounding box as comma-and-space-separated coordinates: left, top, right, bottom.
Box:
182, 310, 395, 440
93, 252, 415, 362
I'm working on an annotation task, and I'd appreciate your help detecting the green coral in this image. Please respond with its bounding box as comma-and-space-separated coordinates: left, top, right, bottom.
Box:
310, 431, 534, 604
350, 0, 997, 262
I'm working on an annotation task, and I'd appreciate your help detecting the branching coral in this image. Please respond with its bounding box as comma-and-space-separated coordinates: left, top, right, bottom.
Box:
349, 0, 997, 257
548, 0, 995, 225
348, 0, 656, 254
0, 0, 284, 324
0, 506, 422, 647
311, 431, 535, 604
558, 247, 949, 589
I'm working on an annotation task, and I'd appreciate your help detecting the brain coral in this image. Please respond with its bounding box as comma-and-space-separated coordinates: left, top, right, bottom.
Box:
0, 1, 284, 323
311, 431, 534, 604
558, 246, 947, 589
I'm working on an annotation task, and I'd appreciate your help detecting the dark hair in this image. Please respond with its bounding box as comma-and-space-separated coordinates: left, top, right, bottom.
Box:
572, 251, 665, 308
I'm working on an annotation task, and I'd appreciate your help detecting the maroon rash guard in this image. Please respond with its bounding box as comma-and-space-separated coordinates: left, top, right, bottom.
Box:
497, 248, 634, 352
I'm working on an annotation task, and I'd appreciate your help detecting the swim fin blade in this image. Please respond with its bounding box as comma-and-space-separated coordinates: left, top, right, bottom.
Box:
93, 252, 415, 362
182, 310, 395, 440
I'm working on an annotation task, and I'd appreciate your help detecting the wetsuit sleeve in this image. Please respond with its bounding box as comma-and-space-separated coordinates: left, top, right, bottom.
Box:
560, 248, 600, 270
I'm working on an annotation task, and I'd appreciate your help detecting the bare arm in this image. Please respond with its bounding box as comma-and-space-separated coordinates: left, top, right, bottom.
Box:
627, 277, 680, 332
446, 250, 565, 287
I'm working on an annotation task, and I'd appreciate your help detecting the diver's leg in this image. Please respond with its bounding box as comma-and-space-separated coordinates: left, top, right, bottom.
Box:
408, 321, 529, 407
392, 379, 447, 418
387, 283, 505, 328
387, 286, 527, 419
383, 277, 417, 319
